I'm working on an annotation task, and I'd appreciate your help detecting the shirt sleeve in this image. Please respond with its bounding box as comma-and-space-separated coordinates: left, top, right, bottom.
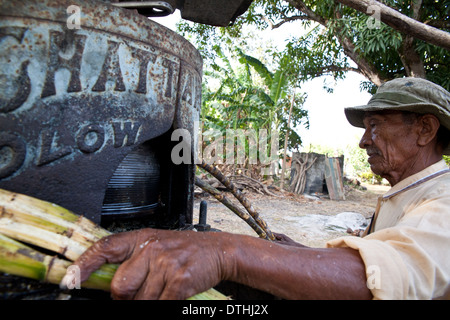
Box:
327, 189, 450, 300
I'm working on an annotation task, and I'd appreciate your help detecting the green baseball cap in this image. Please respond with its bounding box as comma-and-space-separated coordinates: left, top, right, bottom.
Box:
345, 77, 450, 155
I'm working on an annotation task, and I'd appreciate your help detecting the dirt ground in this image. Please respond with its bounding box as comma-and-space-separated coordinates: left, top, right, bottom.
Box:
193, 183, 390, 247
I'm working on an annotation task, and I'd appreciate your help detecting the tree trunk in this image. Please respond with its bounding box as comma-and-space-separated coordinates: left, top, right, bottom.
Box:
337, 32, 385, 86
399, 37, 426, 78
286, 0, 386, 86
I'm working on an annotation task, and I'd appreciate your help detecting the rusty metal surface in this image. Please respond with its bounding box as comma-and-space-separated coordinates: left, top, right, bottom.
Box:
0, 0, 201, 224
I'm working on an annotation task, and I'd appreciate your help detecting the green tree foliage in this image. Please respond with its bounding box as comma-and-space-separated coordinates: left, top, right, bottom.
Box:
179, 1, 449, 177
178, 0, 450, 92
444, 155, 450, 166
201, 46, 309, 153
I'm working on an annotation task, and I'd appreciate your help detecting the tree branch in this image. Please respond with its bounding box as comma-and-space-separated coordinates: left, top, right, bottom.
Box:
312, 65, 361, 77
260, 14, 311, 29
398, 0, 426, 77
283, 0, 385, 85
335, 0, 450, 51
333, 7, 385, 85
284, 0, 327, 25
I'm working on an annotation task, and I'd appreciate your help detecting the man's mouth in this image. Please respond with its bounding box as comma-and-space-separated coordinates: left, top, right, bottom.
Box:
367, 150, 382, 162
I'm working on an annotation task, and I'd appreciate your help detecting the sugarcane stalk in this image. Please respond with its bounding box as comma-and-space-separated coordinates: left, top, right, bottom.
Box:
0, 188, 111, 260
187, 288, 231, 300
0, 189, 230, 300
0, 233, 116, 291
0, 188, 110, 242
194, 177, 270, 240
198, 160, 276, 240
0, 232, 226, 298
0, 217, 89, 261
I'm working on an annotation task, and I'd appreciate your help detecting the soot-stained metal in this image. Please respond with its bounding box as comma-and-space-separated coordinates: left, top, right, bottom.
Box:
0, 0, 260, 300
0, 0, 205, 226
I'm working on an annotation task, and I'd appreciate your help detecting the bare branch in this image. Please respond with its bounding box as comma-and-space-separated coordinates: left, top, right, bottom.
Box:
284, 0, 327, 25
311, 65, 361, 77
194, 176, 270, 240
198, 160, 276, 241
271, 15, 311, 29
257, 14, 310, 29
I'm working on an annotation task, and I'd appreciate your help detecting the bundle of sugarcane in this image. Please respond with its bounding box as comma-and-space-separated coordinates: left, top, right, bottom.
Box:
0, 188, 229, 300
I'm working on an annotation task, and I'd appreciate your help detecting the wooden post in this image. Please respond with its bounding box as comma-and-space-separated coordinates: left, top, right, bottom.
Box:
280, 93, 295, 190
324, 157, 346, 200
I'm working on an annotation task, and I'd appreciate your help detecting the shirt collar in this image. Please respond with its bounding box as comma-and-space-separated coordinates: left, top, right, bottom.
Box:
383, 159, 449, 199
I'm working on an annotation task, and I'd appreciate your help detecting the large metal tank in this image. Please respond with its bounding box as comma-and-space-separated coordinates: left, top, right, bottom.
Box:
0, 0, 264, 300
0, 0, 202, 226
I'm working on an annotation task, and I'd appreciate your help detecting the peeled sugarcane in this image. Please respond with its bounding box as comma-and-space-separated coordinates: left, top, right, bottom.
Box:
0, 233, 116, 291
0, 188, 111, 262
0, 188, 229, 300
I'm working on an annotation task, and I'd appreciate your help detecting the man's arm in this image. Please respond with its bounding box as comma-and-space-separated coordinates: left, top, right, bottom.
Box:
70, 229, 372, 300
222, 232, 372, 299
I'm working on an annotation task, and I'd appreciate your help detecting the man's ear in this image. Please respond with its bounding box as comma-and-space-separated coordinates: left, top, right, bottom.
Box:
417, 114, 440, 147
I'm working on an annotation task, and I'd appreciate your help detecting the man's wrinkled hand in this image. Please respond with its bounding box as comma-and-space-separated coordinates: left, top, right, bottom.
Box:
69, 228, 226, 300
273, 232, 306, 248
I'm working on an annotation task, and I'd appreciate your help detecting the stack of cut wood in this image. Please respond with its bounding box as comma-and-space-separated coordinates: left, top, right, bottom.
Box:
290, 153, 317, 194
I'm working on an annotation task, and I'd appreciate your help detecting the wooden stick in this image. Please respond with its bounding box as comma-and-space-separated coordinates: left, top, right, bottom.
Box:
290, 154, 316, 194
194, 177, 270, 240
230, 174, 282, 198
198, 161, 276, 241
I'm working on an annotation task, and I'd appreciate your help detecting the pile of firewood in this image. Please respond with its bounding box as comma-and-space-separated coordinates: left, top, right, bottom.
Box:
290, 153, 317, 194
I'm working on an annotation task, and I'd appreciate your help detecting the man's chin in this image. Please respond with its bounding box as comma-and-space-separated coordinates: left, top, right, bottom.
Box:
368, 163, 385, 177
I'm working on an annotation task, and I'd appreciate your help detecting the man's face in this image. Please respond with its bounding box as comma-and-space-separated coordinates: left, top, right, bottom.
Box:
359, 111, 420, 185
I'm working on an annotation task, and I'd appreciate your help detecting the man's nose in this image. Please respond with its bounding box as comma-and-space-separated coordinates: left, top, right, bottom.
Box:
359, 128, 372, 149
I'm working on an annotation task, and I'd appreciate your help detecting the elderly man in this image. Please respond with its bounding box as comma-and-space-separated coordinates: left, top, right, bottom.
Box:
70, 77, 450, 300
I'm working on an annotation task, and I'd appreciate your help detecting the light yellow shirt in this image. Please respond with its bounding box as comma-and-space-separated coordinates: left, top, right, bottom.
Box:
327, 160, 450, 300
